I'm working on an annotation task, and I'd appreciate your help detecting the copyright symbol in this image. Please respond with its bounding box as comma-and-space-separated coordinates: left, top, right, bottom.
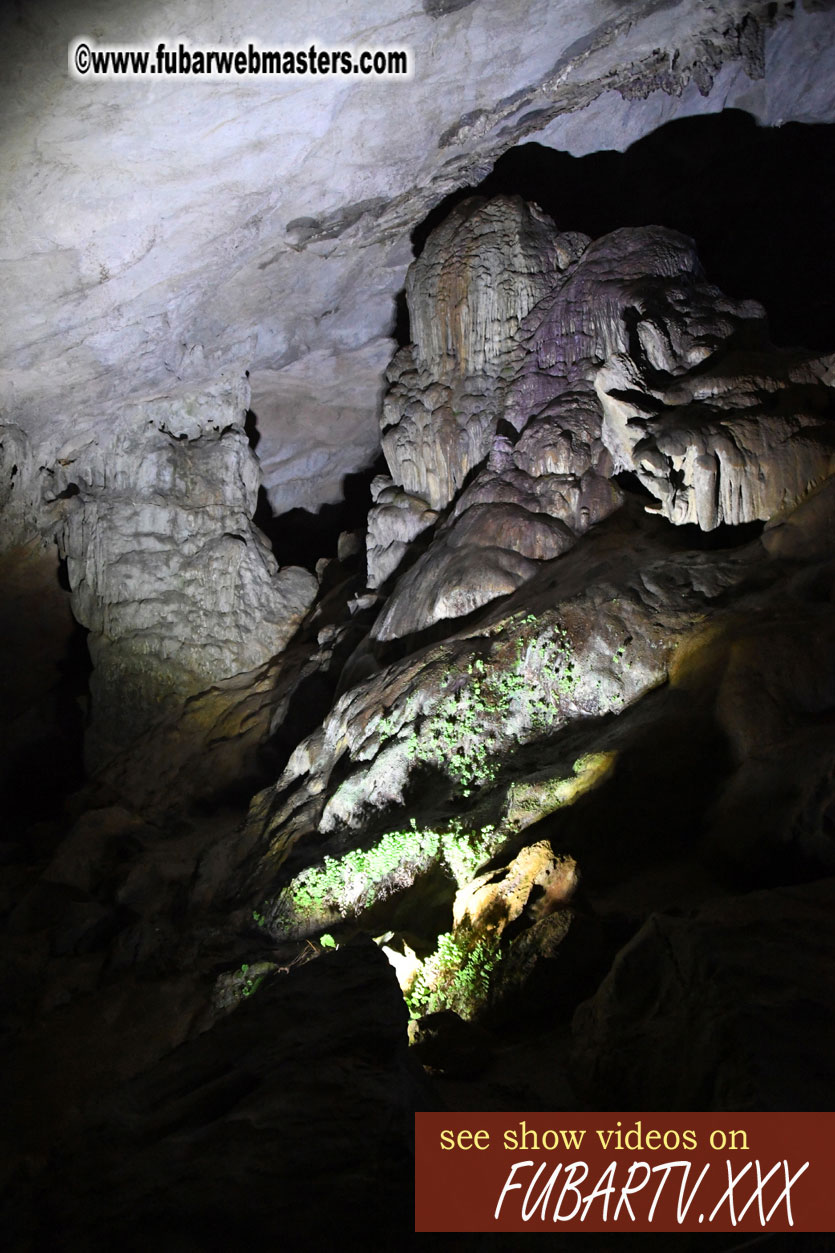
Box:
74, 42, 91, 74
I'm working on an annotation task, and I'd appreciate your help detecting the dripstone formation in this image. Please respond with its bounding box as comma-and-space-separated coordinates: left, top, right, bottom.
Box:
369, 195, 835, 639
49, 373, 317, 770
2, 193, 834, 1250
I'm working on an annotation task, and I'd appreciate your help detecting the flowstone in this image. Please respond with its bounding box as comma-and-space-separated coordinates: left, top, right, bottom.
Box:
369, 199, 835, 640
52, 372, 316, 768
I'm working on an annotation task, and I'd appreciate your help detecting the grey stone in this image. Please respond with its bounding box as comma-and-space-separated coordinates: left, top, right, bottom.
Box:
52, 372, 316, 767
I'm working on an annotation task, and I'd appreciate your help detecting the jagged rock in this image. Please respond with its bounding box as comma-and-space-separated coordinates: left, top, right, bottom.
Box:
502, 753, 617, 832
571, 880, 835, 1110
519, 224, 835, 526
380, 346, 504, 513
365, 476, 438, 589
378, 197, 588, 517
242, 507, 748, 883
370, 200, 623, 640
597, 344, 835, 528
53, 372, 316, 768
441, 844, 609, 1022
371, 213, 834, 639
70, 557, 373, 820
373, 398, 623, 639
406, 195, 563, 381
233, 477, 835, 1033
453, 842, 576, 933
0, 424, 40, 547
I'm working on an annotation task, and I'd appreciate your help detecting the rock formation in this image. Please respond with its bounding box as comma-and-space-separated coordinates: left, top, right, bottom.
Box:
3, 2, 834, 525
369, 199, 835, 640
2, 2, 835, 1247
48, 373, 316, 768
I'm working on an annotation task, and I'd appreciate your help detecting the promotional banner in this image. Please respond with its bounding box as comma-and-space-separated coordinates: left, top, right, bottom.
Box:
415, 1112, 834, 1233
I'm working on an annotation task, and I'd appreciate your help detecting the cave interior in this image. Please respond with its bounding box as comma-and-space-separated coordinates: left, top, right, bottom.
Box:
1, 8, 835, 1249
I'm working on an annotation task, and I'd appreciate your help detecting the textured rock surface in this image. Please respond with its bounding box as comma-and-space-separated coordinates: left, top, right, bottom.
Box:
2, 2, 835, 522
52, 372, 316, 767
370, 204, 834, 639
243, 495, 821, 883
453, 843, 577, 933
406, 195, 562, 383
365, 475, 438, 589
521, 223, 835, 527
3, 3, 835, 1240
228, 478, 835, 1003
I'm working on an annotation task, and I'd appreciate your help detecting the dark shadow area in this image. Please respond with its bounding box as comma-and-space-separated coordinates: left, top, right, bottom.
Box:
243, 407, 261, 452
393, 288, 411, 349
658, 516, 766, 551
252, 455, 387, 573
258, 667, 350, 785
613, 475, 767, 549
0, 553, 91, 844
52, 602, 92, 783
413, 111, 835, 350
532, 688, 738, 889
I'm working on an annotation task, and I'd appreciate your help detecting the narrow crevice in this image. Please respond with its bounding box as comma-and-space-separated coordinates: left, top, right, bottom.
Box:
254, 457, 386, 573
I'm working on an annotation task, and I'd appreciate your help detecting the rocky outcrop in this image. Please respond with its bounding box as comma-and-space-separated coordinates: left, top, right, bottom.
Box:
453, 843, 578, 934
52, 372, 316, 768
369, 198, 620, 636
515, 224, 835, 527
243, 501, 771, 897
219, 472, 835, 1056
365, 476, 438, 590
5, 2, 835, 536
368, 203, 835, 640
0, 424, 41, 548
373, 389, 623, 638
405, 195, 563, 383
260, 519, 700, 855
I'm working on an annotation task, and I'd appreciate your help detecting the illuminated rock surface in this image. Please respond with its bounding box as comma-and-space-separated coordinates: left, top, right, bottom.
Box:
2, 2, 835, 1247
53, 373, 317, 768
372, 212, 834, 639
2, 1, 834, 518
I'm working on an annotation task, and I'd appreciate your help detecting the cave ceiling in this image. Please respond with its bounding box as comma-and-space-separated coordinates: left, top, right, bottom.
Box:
3, 7, 835, 1237
2, 0, 834, 528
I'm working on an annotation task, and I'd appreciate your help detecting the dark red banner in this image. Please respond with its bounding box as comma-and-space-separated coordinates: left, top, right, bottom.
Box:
415, 1112, 835, 1232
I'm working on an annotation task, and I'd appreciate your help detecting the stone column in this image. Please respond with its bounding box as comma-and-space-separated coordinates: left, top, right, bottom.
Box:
53, 371, 317, 771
